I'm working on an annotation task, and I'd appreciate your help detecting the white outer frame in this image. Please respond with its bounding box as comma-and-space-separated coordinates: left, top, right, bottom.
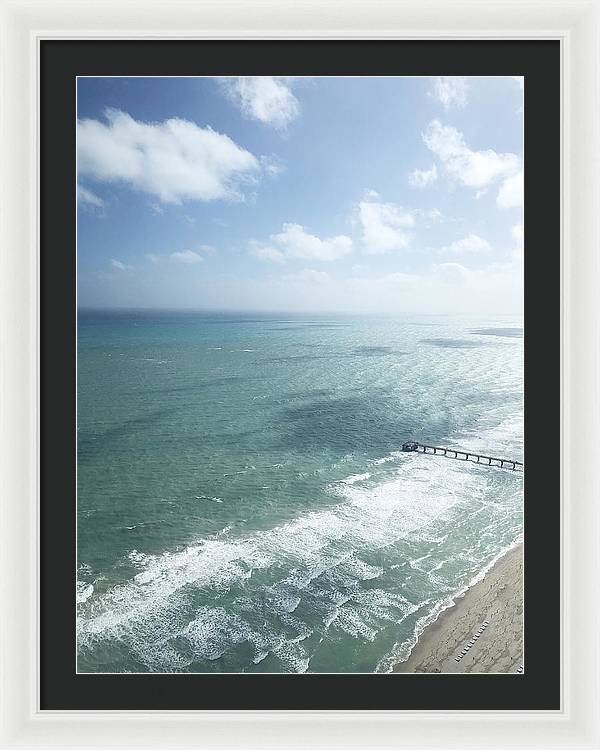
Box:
0, 0, 598, 747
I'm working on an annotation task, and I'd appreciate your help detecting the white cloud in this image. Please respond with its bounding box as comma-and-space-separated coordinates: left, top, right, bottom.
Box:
512, 76, 524, 91
274, 224, 352, 261
252, 223, 352, 263
260, 155, 286, 176
77, 109, 260, 205
430, 77, 469, 109
110, 258, 133, 271
147, 246, 214, 264
433, 262, 471, 284
364, 189, 380, 199
439, 233, 492, 254
170, 250, 203, 264
358, 199, 415, 254
496, 170, 523, 208
219, 77, 300, 129
282, 269, 330, 284
512, 223, 524, 245
408, 164, 438, 188
512, 223, 524, 263
252, 245, 286, 263
77, 185, 104, 208
423, 120, 520, 190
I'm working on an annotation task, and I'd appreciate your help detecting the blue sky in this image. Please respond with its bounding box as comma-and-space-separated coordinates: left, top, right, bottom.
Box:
77, 76, 523, 313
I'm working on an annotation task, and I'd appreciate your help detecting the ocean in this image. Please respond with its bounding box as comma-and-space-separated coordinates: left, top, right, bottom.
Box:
76, 310, 524, 673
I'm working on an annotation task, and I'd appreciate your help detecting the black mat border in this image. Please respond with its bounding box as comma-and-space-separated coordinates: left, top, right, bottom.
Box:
40, 39, 560, 711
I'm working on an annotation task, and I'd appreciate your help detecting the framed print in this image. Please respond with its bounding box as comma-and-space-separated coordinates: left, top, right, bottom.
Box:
1, 1, 599, 749
42, 38, 556, 710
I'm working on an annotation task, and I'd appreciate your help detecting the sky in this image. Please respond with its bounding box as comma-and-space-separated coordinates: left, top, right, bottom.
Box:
77, 76, 524, 314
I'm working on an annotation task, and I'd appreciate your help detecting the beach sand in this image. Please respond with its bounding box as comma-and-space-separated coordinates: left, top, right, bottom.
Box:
393, 543, 523, 673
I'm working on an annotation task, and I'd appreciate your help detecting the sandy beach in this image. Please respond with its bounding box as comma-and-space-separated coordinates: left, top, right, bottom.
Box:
394, 543, 523, 673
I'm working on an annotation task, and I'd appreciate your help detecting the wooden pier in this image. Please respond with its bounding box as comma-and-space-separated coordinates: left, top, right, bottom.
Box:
402, 441, 523, 471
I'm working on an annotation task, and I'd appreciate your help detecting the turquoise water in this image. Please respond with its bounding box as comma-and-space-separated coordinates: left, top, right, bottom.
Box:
76, 311, 523, 673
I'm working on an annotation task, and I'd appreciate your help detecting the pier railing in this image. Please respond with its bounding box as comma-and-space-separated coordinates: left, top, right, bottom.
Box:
402, 442, 523, 471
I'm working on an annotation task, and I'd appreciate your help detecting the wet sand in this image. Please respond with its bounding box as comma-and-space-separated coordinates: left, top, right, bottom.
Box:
394, 543, 523, 673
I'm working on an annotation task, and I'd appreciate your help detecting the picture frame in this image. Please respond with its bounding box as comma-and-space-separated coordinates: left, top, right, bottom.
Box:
0, 0, 598, 747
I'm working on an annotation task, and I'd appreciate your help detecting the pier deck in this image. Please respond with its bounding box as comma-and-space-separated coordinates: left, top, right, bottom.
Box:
402, 442, 523, 471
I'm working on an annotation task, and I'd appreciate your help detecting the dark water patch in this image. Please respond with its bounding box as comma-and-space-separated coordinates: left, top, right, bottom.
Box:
278, 394, 451, 455
267, 353, 335, 364
422, 338, 487, 349
142, 376, 247, 396
269, 348, 406, 364
470, 327, 523, 338
78, 406, 184, 462
266, 324, 351, 331
352, 346, 394, 356
452, 389, 523, 409
283, 388, 335, 401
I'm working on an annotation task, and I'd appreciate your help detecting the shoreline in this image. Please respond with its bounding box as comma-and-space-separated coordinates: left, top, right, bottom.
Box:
393, 543, 523, 673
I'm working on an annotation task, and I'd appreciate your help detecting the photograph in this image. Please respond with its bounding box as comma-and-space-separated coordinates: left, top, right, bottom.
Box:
75, 74, 524, 675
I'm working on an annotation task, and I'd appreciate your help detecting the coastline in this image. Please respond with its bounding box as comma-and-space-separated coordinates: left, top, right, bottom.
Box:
393, 543, 523, 673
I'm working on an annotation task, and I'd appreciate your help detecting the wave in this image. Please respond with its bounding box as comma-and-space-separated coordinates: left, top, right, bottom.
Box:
341, 472, 371, 485
77, 446, 522, 673
376, 534, 523, 673
77, 580, 94, 604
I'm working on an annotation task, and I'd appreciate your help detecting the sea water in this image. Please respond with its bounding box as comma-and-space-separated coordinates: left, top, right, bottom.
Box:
76, 311, 523, 673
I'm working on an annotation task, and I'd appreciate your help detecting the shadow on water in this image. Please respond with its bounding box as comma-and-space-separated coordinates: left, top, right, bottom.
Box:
80, 377, 258, 460
422, 338, 488, 349
267, 354, 334, 364
277, 393, 450, 455
470, 327, 523, 338
282, 388, 335, 401
141, 376, 249, 396
78, 406, 185, 462
268, 348, 405, 364
265, 323, 352, 331
352, 345, 394, 356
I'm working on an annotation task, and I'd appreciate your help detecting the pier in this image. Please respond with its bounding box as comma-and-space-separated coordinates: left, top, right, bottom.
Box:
401, 441, 523, 471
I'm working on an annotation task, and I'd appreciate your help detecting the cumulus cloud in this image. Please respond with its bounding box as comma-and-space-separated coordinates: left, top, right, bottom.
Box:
170, 250, 204, 264
408, 164, 438, 188
219, 77, 300, 129
429, 77, 469, 109
77, 109, 260, 205
110, 259, 133, 271
423, 120, 520, 190
439, 233, 492, 254
78, 184, 104, 208
358, 198, 415, 254
146, 254, 160, 264
496, 170, 523, 208
251, 223, 352, 263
